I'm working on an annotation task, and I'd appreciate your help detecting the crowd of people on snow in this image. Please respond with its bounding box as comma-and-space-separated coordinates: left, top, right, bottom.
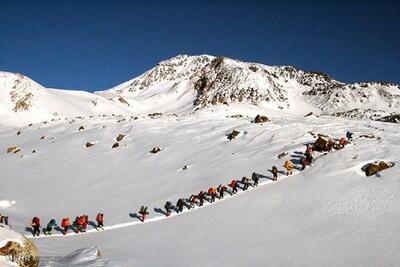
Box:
1, 132, 353, 236
29, 213, 104, 236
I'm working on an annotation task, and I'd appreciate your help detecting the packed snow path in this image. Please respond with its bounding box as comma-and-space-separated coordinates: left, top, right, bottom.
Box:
28, 169, 300, 239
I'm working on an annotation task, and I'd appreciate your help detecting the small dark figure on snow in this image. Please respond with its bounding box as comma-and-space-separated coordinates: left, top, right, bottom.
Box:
197, 191, 205, 206
176, 199, 184, 213
96, 213, 104, 229
183, 199, 193, 209
300, 156, 307, 170
189, 195, 198, 206
0, 214, 9, 226
305, 151, 314, 164
229, 179, 238, 194
241, 177, 251, 190
251, 172, 259, 187
139, 206, 149, 222
31, 217, 41, 237
217, 184, 227, 199
271, 166, 278, 181
346, 131, 354, 141
44, 219, 57, 235
164, 201, 173, 216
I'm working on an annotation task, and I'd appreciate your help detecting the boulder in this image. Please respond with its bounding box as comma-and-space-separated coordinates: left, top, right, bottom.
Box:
16, 131, 22, 136
6, 147, 21, 154
112, 143, 119, 149
277, 152, 288, 159
305, 112, 313, 117
360, 134, 375, 139
314, 135, 335, 152
116, 134, 126, 142
150, 146, 162, 153
86, 142, 95, 148
365, 161, 394, 176
148, 113, 163, 117
254, 115, 269, 124
228, 130, 240, 140
78, 126, 85, 131
0, 226, 39, 267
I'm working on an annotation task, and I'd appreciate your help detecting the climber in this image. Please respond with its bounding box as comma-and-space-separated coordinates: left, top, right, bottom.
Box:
189, 195, 199, 206
44, 219, 57, 235
217, 184, 227, 199
284, 160, 294, 175
75, 216, 85, 233
139, 206, 149, 222
241, 177, 251, 190
197, 191, 205, 206
346, 131, 354, 141
61, 217, 70, 235
339, 137, 346, 148
208, 187, 217, 202
229, 179, 238, 194
271, 166, 278, 181
164, 201, 173, 217
81, 215, 89, 232
31, 217, 41, 237
300, 156, 307, 170
95, 213, 104, 229
176, 199, 184, 213
251, 172, 259, 186
0, 214, 9, 226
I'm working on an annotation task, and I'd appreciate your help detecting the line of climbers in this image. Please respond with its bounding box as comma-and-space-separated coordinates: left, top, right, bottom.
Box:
30, 213, 104, 236
20, 132, 354, 234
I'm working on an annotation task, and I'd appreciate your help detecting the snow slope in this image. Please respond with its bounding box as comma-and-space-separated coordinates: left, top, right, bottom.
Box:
0, 72, 131, 126
1, 110, 399, 266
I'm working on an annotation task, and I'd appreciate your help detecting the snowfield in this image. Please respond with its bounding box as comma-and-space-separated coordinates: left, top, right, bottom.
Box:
0, 54, 399, 266
1, 109, 399, 266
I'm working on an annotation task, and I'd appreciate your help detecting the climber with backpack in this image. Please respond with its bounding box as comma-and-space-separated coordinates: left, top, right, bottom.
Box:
346, 131, 354, 141
61, 217, 70, 235
164, 201, 173, 217
229, 179, 238, 194
0, 214, 9, 226
197, 191, 205, 206
139, 206, 149, 222
284, 160, 294, 176
31, 217, 41, 237
44, 219, 57, 235
241, 177, 251, 190
217, 184, 227, 199
251, 172, 259, 186
95, 213, 104, 230
271, 166, 278, 181
208, 187, 217, 202
189, 195, 199, 206
176, 199, 184, 213
75, 216, 85, 233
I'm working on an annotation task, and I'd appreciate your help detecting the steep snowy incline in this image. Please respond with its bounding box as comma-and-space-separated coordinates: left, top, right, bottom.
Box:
0, 112, 399, 266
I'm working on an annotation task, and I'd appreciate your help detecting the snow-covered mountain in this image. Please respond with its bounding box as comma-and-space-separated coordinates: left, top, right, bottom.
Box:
101, 55, 400, 118
1, 55, 399, 126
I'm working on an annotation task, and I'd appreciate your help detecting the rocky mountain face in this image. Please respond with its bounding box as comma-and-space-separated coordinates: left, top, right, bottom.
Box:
105, 55, 400, 117
0, 55, 399, 126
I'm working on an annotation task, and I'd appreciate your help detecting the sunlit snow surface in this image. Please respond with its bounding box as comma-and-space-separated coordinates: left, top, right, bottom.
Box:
0, 110, 399, 266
